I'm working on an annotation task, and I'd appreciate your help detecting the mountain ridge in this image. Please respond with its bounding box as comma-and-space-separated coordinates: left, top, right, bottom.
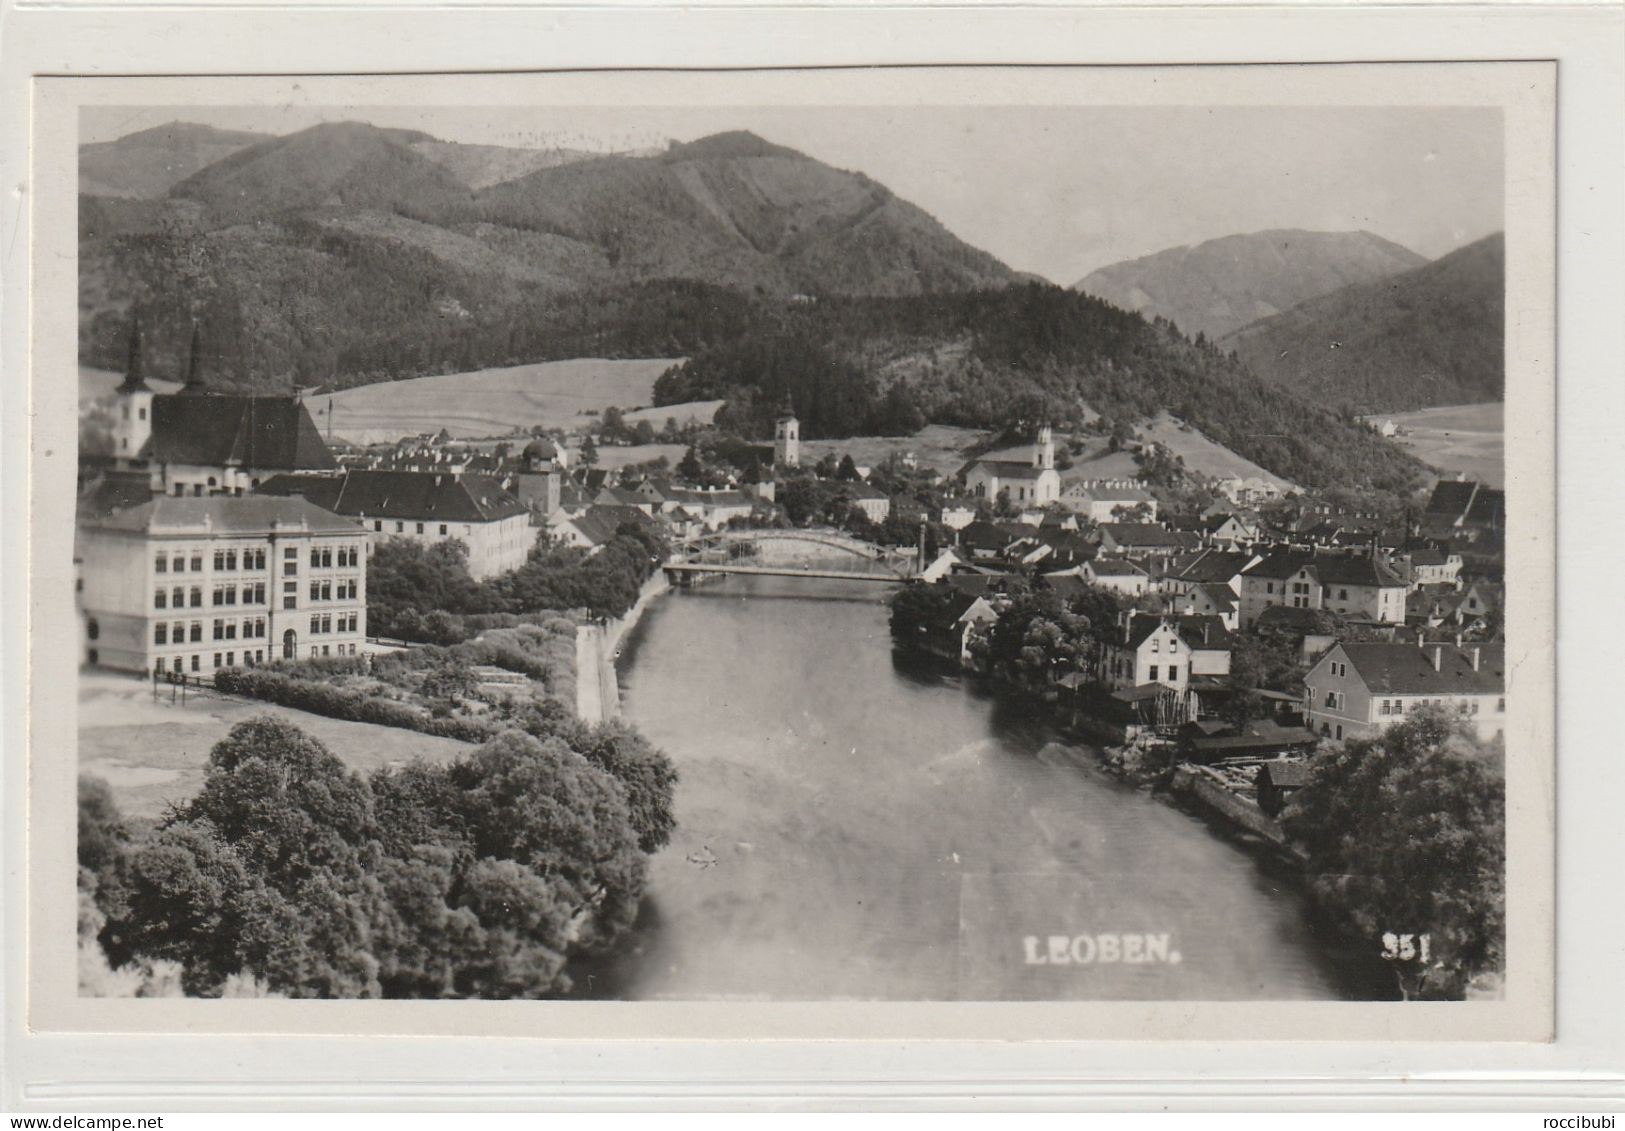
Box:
1074, 228, 1428, 340
1220, 231, 1505, 413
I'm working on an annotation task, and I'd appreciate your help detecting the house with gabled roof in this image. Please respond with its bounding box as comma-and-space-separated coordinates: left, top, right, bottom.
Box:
1237, 549, 1407, 628
1080, 555, 1150, 597
958, 427, 1062, 507
1302, 640, 1506, 742
257, 469, 534, 580
1096, 523, 1203, 559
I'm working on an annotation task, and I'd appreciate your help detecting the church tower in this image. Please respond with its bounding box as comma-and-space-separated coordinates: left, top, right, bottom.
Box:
113, 320, 154, 460
1035, 424, 1055, 471
774, 409, 801, 469
179, 323, 210, 396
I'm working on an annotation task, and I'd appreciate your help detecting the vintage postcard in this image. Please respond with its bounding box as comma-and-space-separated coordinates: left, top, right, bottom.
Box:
24, 63, 1554, 1041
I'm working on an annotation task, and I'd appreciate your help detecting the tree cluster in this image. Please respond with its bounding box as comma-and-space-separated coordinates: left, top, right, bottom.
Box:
1282, 708, 1505, 1000
79, 715, 670, 998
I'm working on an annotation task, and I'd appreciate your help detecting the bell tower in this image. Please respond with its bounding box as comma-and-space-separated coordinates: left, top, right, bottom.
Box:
113, 320, 154, 461
1035, 424, 1055, 471
774, 410, 800, 469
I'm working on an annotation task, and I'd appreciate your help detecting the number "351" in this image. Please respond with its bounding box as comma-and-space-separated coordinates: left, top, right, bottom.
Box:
1381, 932, 1432, 962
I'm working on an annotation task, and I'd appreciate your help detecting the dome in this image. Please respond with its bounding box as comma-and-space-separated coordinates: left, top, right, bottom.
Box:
522, 438, 558, 462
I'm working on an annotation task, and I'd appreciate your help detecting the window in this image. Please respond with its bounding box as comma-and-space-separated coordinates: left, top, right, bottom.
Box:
189, 587, 202, 607
1379, 700, 1391, 716
416, 522, 425, 534
1148, 665, 1159, 682
155, 624, 167, 645
154, 657, 165, 673
212, 588, 223, 607
284, 562, 297, 577
225, 623, 237, 640
310, 615, 320, 635
226, 652, 235, 666
396, 522, 404, 533
1151, 638, 1160, 652
310, 549, 320, 568
1497, 697, 1506, 712
320, 614, 332, 634
172, 587, 185, 607
214, 551, 226, 570
310, 582, 320, 601
155, 590, 168, 609
226, 551, 238, 571
155, 554, 168, 573
253, 549, 266, 569
207, 477, 218, 488
284, 596, 296, 611
1168, 665, 1179, 682
1339, 588, 1349, 600
190, 555, 202, 571
213, 653, 222, 668
439, 524, 448, 536
322, 645, 330, 657
213, 621, 224, 641
285, 547, 297, 560
1266, 582, 1275, 594
321, 548, 332, 568
190, 654, 200, 672
1335, 724, 1343, 740
173, 555, 185, 573
189, 621, 202, 642
374, 520, 383, 532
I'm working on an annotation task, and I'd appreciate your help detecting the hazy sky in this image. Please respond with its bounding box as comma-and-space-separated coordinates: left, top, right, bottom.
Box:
84, 104, 1504, 283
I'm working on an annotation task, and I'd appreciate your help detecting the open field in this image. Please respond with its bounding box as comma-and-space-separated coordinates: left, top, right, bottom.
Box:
585, 443, 690, 472
79, 669, 470, 820
798, 424, 990, 479
312, 358, 684, 445
985, 412, 1296, 491
621, 400, 724, 427
1366, 402, 1504, 487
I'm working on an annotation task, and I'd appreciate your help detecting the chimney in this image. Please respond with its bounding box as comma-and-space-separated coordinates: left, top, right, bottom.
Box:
1470, 646, 1481, 671
1431, 646, 1442, 672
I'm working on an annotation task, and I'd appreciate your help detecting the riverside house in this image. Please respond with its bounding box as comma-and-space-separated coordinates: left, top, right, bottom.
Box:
1237, 549, 1408, 628
1302, 640, 1506, 742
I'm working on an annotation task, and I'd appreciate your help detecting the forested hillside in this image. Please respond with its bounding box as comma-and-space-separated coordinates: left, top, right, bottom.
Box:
653, 284, 1426, 494
1221, 233, 1504, 412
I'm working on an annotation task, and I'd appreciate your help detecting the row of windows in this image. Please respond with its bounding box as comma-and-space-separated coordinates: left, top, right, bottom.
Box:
309, 613, 360, 635
375, 520, 471, 537
309, 546, 361, 568
308, 579, 360, 602
154, 553, 205, 573
152, 642, 360, 675
154, 617, 271, 645
1146, 664, 1180, 682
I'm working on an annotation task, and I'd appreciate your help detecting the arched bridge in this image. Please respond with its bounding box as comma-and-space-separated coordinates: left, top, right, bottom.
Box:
667, 527, 919, 583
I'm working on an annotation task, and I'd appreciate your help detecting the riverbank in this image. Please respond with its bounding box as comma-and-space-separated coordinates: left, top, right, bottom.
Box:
576, 570, 672, 723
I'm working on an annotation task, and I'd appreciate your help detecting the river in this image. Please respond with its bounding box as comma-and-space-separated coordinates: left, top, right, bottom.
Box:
576, 572, 1390, 1001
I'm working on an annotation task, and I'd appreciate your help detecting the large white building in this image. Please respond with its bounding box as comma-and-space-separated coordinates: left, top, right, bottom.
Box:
1302, 641, 1506, 742
1237, 549, 1408, 628
258, 470, 536, 581
959, 426, 1062, 507
79, 496, 368, 674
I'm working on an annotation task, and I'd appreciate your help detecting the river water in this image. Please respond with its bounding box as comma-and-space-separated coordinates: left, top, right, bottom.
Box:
578, 573, 1388, 1001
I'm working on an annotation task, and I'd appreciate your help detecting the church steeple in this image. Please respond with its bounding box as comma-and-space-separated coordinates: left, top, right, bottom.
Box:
180, 324, 210, 395
115, 319, 151, 395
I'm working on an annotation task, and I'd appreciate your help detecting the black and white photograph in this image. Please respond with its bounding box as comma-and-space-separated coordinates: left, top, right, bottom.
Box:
45, 65, 1551, 1023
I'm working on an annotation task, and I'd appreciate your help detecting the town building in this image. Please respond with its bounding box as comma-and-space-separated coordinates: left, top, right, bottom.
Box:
959, 426, 1062, 507
1103, 613, 1230, 692
1095, 523, 1203, 559
553, 504, 665, 553
1080, 555, 1151, 597
774, 411, 801, 469
1059, 479, 1159, 523
1301, 640, 1506, 742
258, 469, 534, 580
78, 495, 367, 674
840, 481, 892, 524
109, 325, 338, 497
1237, 549, 1408, 628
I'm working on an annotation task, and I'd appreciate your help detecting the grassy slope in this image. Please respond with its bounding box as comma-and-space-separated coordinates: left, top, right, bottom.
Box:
318, 357, 684, 443
1364, 403, 1505, 488
79, 669, 468, 820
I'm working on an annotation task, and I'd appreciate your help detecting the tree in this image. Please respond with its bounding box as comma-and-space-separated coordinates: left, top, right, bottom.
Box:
579, 435, 599, 467
676, 444, 705, 483
1282, 708, 1505, 1000
835, 454, 861, 482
